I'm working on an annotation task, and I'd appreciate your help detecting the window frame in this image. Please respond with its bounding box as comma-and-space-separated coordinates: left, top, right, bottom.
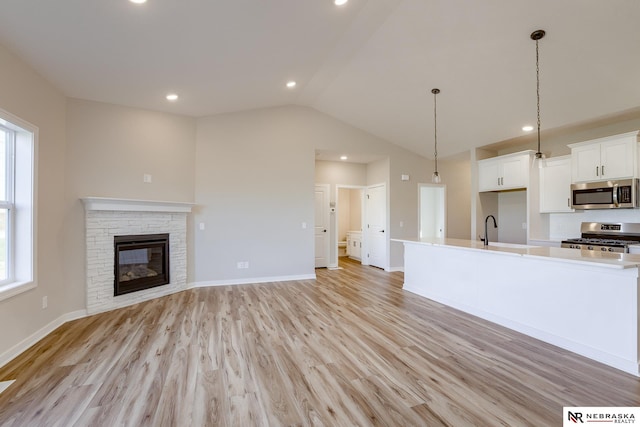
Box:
0, 108, 37, 302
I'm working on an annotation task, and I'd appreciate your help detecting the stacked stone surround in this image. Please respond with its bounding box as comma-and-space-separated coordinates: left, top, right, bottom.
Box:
83, 199, 192, 315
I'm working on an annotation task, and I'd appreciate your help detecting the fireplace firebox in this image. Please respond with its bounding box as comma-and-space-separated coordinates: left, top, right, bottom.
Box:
114, 234, 170, 296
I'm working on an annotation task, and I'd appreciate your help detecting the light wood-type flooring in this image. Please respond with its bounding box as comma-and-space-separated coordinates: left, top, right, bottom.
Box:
1, 258, 639, 426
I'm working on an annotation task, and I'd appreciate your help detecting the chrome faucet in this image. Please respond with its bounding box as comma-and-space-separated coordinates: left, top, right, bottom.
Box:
482, 215, 497, 247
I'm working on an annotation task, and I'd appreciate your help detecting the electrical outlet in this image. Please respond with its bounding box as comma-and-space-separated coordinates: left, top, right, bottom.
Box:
42, 296, 48, 309
236, 261, 249, 269
143, 173, 152, 183
199, 222, 205, 230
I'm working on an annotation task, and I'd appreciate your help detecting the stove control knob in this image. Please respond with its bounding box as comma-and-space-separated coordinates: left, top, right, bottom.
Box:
587, 246, 594, 250
601, 247, 607, 251
608, 248, 615, 252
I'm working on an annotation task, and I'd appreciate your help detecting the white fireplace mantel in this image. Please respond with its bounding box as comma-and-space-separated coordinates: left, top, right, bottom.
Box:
81, 197, 194, 213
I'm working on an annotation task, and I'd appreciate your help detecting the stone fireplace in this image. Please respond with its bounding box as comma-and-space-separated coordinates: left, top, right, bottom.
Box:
82, 197, 193, 315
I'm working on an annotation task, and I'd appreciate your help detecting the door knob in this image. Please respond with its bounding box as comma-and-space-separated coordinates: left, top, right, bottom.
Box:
323, 229, 327, 232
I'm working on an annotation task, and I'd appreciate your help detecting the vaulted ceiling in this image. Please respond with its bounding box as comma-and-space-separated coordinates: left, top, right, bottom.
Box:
1, 0, 639, 159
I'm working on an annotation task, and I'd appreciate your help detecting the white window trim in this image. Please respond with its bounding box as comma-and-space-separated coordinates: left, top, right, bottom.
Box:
0, 108, 37, 302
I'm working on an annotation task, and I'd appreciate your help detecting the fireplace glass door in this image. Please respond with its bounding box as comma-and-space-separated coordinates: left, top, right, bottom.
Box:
114, 234, 170, 296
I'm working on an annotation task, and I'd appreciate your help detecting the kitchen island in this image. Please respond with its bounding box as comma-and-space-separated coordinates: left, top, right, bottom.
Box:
395, 237, 640, 376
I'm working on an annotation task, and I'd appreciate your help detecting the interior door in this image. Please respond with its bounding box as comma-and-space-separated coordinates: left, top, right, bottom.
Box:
419, 184, 446, 239
314, 184, 330, 268
365, 183, 387, 269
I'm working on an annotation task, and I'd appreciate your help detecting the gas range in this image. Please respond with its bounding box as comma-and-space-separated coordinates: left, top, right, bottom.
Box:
561, 222, 640, 253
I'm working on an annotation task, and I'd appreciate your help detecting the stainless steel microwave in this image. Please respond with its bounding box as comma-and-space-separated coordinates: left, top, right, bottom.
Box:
571, 179, 639, 209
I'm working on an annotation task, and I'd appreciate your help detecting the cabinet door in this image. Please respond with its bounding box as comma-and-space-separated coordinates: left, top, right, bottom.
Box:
478, 159, 500, 191
353, 236, 361, 259
572, 144, 601, 182
601, 139, 634, 179
501, 155, 528, 190
540, 157, 573, 212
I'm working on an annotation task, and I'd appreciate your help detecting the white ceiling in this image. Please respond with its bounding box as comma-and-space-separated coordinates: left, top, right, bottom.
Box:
1, 0, 639, 159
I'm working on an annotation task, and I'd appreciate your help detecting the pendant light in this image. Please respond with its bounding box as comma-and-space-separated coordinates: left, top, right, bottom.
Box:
431, 88, 441, 183
531, 29, 546, 165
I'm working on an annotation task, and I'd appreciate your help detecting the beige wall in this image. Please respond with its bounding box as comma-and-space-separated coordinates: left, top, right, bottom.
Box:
315, 160, 367, 187
440, 151, 472, 239
0, 43, 68, 355
65, 99, 196, 202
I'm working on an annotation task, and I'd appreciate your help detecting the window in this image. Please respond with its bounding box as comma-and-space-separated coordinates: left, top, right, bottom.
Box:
0, 109, 35, 301
0, 125, 13, 283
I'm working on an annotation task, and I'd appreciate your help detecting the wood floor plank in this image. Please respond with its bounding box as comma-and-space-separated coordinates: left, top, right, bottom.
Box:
1, 257, 639, 426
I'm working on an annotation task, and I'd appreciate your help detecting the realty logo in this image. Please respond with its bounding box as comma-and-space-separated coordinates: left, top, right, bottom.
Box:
567, 411, 583, 423
564, 407, 640, 426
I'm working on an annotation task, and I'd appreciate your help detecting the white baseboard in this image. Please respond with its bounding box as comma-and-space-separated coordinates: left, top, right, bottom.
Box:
388, 266, 404, 272
0, 309, 87, 369
189, 273, 316, 288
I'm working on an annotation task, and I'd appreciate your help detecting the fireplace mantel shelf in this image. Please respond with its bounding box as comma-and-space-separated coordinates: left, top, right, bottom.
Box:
81, 197, 194, 213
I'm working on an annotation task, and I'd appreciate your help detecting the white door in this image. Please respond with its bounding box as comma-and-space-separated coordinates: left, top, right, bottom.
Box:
419, 184, 446, 238
314, 184, 330, 268
365, 184, 387, 269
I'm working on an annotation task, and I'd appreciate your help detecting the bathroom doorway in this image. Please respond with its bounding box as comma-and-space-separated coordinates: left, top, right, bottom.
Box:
336, 186, 364, 264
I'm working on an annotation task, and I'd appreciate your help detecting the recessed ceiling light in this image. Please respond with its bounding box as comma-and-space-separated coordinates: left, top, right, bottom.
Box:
522, 125, 534, 132
166, 93, 178, 101
340, 155, 348, 160
335, 0, 348, 5
130, 0, 147, 4
286, 81, 297, 89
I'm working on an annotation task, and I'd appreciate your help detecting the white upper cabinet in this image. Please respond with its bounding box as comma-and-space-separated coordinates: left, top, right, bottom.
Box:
478, 151, 533, 192
539, 156, 573, 213
570, 132, 639, 183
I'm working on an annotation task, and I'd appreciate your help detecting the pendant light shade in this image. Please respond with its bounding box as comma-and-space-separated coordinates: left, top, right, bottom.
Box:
431, 88, 441, 183
531, 29, 546, 166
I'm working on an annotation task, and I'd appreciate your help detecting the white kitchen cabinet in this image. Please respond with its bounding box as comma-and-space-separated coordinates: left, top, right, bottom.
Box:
478, 151, 533, 192
570, 132, 639, 183
346, 231, 362, 260
539, 156, 573, 213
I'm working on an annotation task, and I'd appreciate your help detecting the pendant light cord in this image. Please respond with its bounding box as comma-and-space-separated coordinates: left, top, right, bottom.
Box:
535, 37, 541, 156
530, 29, 545, 158
433, 90, 438, 174
431, 88, 440, 175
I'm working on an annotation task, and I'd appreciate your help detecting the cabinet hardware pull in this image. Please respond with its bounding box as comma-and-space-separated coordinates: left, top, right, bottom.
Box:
602, 165, 605, 176
596, 166, 599, 176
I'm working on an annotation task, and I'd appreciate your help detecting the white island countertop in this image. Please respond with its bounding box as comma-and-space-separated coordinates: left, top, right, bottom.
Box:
393, 237, 640, 269
396, 237, 640, 375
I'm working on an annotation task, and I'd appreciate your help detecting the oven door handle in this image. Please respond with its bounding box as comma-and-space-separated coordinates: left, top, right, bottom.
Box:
613, 183, 619, 207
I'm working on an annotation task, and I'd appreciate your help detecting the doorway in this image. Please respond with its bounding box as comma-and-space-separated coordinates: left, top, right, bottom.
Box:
419, 184, 446, 239
336, 186, 364, 263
